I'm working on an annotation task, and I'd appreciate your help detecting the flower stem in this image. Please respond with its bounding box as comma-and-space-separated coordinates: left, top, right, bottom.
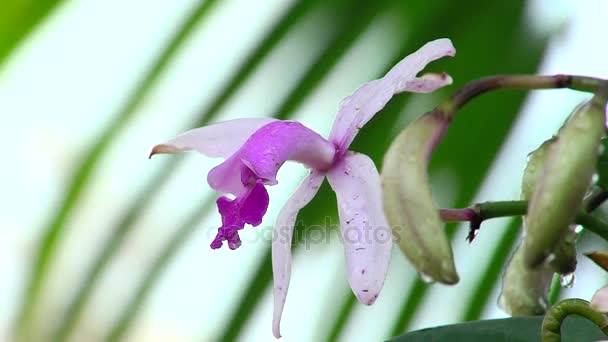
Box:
541, 298, 608, 342
435, 74, 607, 118
439, 199, 608, 243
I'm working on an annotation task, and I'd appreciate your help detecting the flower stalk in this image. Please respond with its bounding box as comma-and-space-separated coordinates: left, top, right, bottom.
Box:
438, 199, 608, 243
436, 74, 606, 119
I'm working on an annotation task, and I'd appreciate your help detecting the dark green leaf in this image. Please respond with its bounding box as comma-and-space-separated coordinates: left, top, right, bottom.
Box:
388, 316, 606, 342
0, 0, 65, 67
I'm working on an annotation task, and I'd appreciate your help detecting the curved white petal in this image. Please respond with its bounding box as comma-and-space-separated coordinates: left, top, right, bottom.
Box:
326, 152, 392, 305
150, 117, 276, 158
385, 38, 455, 89
272, 171, 325, 338
329, 38, 455, 150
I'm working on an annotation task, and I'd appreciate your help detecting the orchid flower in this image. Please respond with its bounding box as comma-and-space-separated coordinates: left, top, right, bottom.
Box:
150, 38, 455, 338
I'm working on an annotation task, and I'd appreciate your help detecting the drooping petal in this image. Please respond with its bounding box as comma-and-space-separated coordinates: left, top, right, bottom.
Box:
272, 171, 325, 338
591, 285, 608, 312
208, 120, 335, 195
329, 38, 455, 151
326, 152, 392, 305
150, 117, 276, 158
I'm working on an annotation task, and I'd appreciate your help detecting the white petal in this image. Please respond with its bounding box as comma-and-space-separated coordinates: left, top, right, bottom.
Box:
149, 117, 276, 158
591, 285, 608, 312
326, 152, 392, 305
272, 171, 325, 338
329, 38, 455, 150
385, 38, 456, 89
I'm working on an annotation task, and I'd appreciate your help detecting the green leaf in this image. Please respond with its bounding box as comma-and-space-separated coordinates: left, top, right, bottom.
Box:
0, 0, 65, 68
596, 138, 608, 190
388, 316, 606, 342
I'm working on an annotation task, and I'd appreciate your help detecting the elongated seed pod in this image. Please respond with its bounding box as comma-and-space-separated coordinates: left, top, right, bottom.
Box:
521, 138, 578, 275
499, 243, 554, 315
523, 95, 606, 268
381, 112, 458, 284
500, 140, 555, 316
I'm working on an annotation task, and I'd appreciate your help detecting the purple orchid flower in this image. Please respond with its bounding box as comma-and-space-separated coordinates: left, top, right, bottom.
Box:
150, 38, 455, 338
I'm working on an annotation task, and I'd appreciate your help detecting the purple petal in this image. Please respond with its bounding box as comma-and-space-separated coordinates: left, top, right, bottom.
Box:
591, 285, 608, 312
149, 117, 276, 158
272, 171, 325, 338
210, 181, 269, 250
329, 38, 455, 151
208, 121, 335, 195
326, 152, 392, 305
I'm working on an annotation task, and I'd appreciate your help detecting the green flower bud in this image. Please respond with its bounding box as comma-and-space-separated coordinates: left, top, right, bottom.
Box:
523, 96, 605, 268
381, 112, 458, 284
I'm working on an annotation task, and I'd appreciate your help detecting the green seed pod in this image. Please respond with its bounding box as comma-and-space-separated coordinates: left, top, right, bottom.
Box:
499, 242, 553, 316
523, 96, 606, 268
521, 138, 555, 201
521, 138, 578, 274
381, 112, 458, 284
500, 140, 555, 316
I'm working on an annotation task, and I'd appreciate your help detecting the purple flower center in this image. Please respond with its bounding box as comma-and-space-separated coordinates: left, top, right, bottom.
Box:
208, 121, 335, 249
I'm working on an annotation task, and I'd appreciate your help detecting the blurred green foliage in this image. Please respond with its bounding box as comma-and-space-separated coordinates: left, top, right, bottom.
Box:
0, 0, 64, 67
2, 0, 563, 341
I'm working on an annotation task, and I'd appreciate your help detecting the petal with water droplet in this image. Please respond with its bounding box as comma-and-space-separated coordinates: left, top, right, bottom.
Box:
326, 152, 392, 305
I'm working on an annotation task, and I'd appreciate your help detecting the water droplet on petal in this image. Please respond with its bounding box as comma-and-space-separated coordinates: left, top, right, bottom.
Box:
559, 272, 576, 288
419, 272, 435, 284
573, 225, 584, 234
